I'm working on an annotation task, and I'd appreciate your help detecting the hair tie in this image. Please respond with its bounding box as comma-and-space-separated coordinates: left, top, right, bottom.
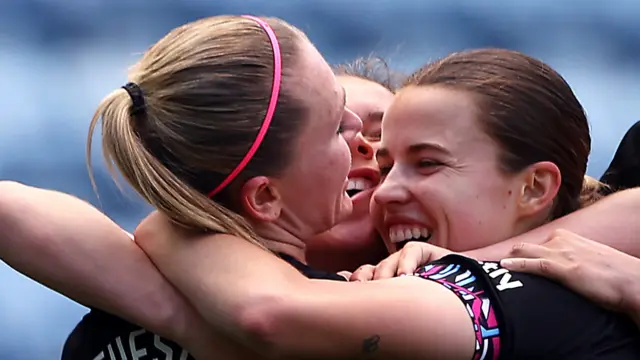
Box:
207, 15, 282, 197
122, 82, 147, 117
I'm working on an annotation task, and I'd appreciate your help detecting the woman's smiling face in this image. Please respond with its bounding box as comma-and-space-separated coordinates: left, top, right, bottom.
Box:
371, 85, 523, 254
305, 75, 394, 272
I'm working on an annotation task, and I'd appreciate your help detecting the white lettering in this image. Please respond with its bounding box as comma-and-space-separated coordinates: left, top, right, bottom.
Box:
115, 336, 129, 359
94, 329, 191, 360
481, 261, 499, 273
129, 329, 147, 360
154, 334, 174, 360
489, 268, 524, 291
478, 261, 524, 292
106, 344, 117, 359
180, 349, 190, 360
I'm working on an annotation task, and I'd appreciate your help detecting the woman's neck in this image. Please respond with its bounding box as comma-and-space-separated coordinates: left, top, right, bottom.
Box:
255, 223, 308, 263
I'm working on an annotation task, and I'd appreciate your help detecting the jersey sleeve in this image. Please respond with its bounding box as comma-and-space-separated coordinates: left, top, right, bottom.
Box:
413, 255, 506, 360
415, 254, 640, 360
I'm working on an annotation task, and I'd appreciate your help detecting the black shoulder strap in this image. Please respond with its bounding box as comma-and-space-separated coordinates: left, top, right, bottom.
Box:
278, 253, 347, 281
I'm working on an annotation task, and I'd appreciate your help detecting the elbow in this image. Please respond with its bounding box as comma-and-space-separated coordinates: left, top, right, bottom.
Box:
234, 292, 297, 359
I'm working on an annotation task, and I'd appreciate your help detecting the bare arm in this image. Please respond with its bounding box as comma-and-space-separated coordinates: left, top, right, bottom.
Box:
465, 187, 640, 260
0, 181, 252, 358
262, 276, 474, 360
0, 181, 186, 336
136, 215, 477, 360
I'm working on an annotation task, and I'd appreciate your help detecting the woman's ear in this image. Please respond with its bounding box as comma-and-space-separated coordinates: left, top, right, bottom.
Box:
239, 176, 283, 222
516, 161, 562, 218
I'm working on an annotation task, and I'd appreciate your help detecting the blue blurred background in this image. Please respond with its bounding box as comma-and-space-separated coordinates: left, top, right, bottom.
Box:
0, 1, 638, 359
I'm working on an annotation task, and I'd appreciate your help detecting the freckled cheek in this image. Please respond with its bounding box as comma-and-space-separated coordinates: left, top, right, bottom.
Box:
343, 142, 353, 168
461, 188, 513, 231
434, 187, 483, 220
323, 149, 350, 190
485, 182, 514, 211
416, 177, 454, 203
331, 143, 352, 177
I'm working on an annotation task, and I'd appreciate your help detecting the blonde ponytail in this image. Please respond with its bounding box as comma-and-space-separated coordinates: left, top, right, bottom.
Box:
86, 89, 264, 247
579, 175, 609, 208
85, 16, 308, 251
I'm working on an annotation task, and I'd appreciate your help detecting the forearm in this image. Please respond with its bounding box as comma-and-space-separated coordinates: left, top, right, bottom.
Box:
136, 227, 397, 358
465, 188, 640, 260
136, 220, 473, 359
250, 277, 474, 359
134, 228, 299, 348
0, 181, 192, 341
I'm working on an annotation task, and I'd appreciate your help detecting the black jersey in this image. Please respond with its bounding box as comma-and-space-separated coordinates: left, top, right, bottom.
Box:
61, 253, 346, 360
600, 120, 640, 193
63, 252, 640, 360
415, 254, 640, 360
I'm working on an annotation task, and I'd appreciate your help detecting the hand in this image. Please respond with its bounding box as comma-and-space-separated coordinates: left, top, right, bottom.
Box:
348, 264, 376, 281
501, 229, 640, 321
350, 241, 454, 281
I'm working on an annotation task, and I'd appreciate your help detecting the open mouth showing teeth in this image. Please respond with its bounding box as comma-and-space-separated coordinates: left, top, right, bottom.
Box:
346, 177, 374, 198
388, 225, 432, 250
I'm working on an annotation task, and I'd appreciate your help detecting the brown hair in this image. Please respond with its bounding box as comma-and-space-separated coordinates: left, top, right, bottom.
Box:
87, 16, 309, 245
404, 48, 598, 219
333, 56, 405, 92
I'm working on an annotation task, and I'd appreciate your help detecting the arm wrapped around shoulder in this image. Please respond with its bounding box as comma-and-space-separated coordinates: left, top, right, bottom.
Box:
0, 181, 195, 345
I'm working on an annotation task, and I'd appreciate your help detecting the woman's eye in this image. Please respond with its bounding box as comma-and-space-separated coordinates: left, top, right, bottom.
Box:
417, 160, 443, 168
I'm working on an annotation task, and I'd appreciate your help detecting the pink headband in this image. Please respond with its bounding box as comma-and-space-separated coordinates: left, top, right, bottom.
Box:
207, 15, 282, 197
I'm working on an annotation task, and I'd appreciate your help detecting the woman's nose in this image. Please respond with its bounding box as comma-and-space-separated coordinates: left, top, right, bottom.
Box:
341, 108, 363, 141
372, 170, 411, 206
349, 133, 374, 160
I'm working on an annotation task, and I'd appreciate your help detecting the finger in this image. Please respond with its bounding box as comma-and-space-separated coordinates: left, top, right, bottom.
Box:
500, 257, 567, 282
371, 254, 401, 280
350, 265, 376, 282
396, 242, 433, 276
